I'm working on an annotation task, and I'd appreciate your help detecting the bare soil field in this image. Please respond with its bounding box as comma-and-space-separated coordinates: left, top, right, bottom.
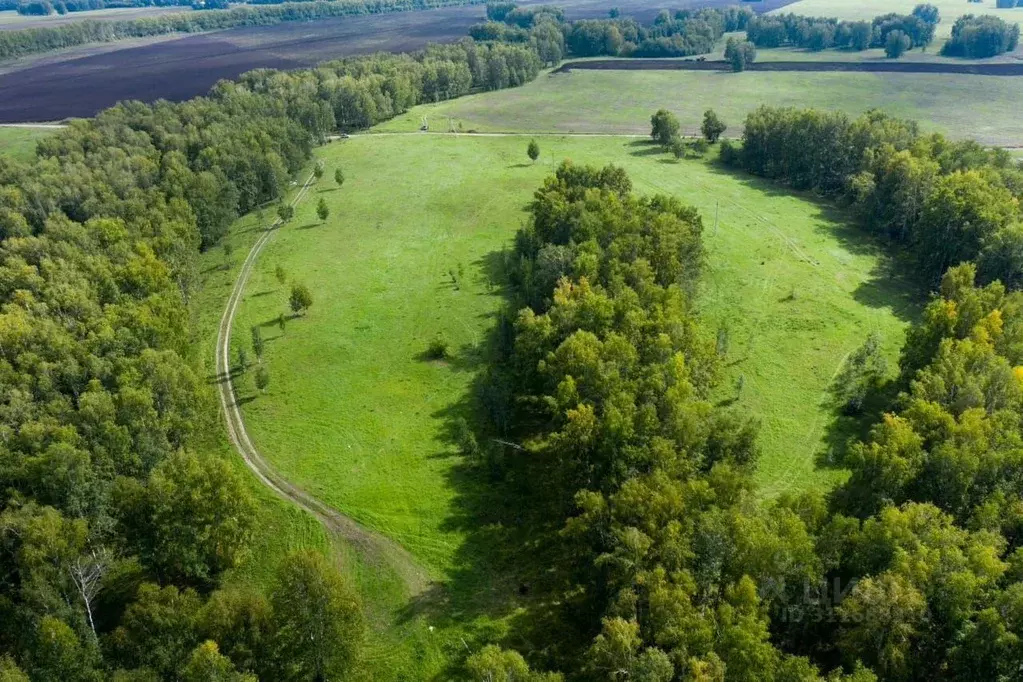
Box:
0, 0, 796, 122
557, 58, 1023, 75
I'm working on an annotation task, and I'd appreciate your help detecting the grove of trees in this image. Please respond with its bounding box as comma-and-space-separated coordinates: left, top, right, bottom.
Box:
941, 14, 1021, 57
472, 4, 755, 60
746, 5, 940, 54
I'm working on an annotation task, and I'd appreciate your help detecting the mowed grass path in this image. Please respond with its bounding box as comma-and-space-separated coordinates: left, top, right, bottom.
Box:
227, 135, 914, 585
376, 70, 1023, 146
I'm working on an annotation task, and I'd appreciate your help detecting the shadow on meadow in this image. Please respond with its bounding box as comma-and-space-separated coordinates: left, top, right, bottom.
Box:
701, 160, 924, 326
397, 246, 586, 674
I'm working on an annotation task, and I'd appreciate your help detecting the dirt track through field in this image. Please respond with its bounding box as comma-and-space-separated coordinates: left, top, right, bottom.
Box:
556, 58, 1023, 76
215, 171, 431, 595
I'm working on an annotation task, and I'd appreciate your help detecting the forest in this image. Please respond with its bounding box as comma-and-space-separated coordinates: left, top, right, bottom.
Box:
0, 36, 538, 680
2, 0, 1023, 678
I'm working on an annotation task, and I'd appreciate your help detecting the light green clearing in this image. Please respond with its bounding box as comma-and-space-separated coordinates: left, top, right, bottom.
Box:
191, 192, 448, 681
375, 70, 1023, 146
0, 126, 51, 160
227, 134, 912, 570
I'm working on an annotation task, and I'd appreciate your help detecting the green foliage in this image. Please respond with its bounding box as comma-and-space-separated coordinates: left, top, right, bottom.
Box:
181, 641, 254, 682
0, 657, 27, 682
527, 138, 540, 162
465, 645, 562, 681
334, 167, 344, 187
276, 203, 295, 224
426, 336, 449, 360
480, 163, 847, 678
251, 325, 264, 362
288, 283, 313, 315
268, 551, 364, 682
737, 106, 1022, 284
747, 9, 936, 52
941, 14, 1020, 57
832, 332, 888, 413
0, 0, 489, 61
649, 108, 680, 146
316, 197, 329, 222
312, 160, 324, 180
701, 109, 727, 143
725, 36, 757, 72
254, 366, 270, 393
26, 616, 101, 682
884, 29, 911, 57
109, 584, 203, 677
118, 452, 255, 585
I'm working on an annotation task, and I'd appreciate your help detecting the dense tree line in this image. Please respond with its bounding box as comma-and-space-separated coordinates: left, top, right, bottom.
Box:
746, 5, 939, 53
471, 4, 754, 60
468, 162, 881, 681
0, 0, 485, 61
940, 13, 1020, 58
726, 106, 1023, 286
0, 29, 540, 677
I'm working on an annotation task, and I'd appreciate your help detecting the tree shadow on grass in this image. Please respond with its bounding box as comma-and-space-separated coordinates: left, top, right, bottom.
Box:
394, 246, 568, 675
296, 222, 320, 231
701, 162, 925, 325
816, 379, 904, 473
630, 144, 664, 158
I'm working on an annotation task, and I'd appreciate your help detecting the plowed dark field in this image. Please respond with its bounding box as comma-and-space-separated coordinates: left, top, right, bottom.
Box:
0, 0, 797, 122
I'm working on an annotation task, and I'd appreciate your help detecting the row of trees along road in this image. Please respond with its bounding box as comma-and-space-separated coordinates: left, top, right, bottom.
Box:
0, 31, 541, 679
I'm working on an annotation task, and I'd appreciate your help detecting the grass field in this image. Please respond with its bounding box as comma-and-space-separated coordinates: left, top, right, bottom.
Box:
225, 135, 912, 561
0, 126, 50, 160
192, 193, 465, 680
376, 69, 1023, 146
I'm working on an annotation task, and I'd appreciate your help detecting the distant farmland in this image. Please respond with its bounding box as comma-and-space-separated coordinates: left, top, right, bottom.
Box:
0, 0, 796, 122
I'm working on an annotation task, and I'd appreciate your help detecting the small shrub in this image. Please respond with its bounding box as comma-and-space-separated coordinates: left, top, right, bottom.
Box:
426, 337, 450, 360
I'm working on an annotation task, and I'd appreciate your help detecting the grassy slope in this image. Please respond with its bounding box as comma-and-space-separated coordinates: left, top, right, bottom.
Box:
226, 136, 912, 582
375, 69, 1023, 146
0, 127, 50, 160
192, 198, 451, 680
